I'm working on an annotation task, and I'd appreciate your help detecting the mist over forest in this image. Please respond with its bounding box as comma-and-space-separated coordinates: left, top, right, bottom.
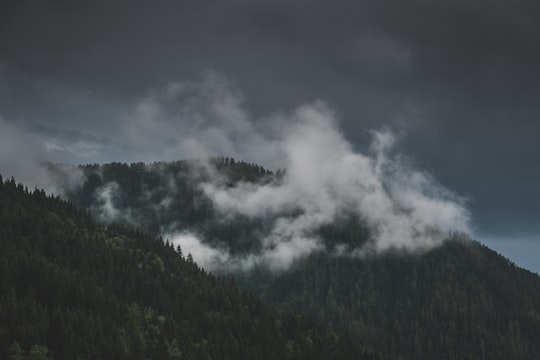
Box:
2, 1, 540, 358
3, 73, 471, 272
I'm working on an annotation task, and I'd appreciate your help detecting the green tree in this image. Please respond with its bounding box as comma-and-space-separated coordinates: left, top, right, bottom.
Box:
8, 342, 25, 360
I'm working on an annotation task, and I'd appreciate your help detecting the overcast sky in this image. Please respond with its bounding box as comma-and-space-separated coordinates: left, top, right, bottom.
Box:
1, 0, 539, 273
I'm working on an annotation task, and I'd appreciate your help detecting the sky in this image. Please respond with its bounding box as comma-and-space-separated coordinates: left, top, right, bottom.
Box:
0, 0, 539, 273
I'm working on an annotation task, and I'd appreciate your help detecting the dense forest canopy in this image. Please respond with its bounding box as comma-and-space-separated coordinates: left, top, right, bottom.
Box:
41, 159, 540, 360
54, 158, 450, 268
0, 174, 377, 360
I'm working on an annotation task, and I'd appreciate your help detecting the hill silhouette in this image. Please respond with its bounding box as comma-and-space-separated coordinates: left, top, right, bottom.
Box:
0, 174, 377, 360
48, 159, 540, 359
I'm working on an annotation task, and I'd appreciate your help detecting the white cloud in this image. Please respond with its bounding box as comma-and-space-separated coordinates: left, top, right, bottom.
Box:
169, 232, 231, 270
201, 102, 470, 264
1, 72, 472, 273
122, 72, 281, 166
0, 114, 83, 195
133, 75, 472, 272
168, 230, 322, 273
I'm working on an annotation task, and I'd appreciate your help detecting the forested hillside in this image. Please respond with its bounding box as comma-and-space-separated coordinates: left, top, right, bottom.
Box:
52, 159, 540, 360
0, 175, 377, 360
251, 241, 540, 359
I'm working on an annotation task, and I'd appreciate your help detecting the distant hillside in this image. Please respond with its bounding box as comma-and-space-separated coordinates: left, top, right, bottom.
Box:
0, 175, 377, 360
53, 159, 540, 360
57, 159, 370, 253
250, 240, 540, 359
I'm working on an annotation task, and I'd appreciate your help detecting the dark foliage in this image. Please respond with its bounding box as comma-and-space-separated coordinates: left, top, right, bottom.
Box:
253, 239, 540, 360
0, 175, 377, 360
53, 159, 540, 360
64, 158, 277, 252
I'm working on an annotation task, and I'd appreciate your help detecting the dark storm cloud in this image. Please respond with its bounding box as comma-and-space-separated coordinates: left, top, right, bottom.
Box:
1, 0, 540, 269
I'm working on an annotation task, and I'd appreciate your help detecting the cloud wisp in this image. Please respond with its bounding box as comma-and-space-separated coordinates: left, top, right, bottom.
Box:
0, 113, 83, 196
152, 74, 472, 272
0, 72, 471, 273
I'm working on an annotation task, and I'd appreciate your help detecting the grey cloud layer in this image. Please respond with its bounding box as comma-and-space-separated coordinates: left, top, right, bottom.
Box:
61, 74, 469, 272
0, 113, 83, 195
1, 0, 540, 270
147, 76, 471, 271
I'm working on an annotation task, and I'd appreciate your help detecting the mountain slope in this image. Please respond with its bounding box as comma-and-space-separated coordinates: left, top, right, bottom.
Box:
54, 159, 540, 360
0, 175, 377, 360
252, 240, 540, 359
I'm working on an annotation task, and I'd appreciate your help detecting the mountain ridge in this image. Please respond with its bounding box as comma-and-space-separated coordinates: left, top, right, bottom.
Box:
42, 159, 540, 359
0, 174, 377, 359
